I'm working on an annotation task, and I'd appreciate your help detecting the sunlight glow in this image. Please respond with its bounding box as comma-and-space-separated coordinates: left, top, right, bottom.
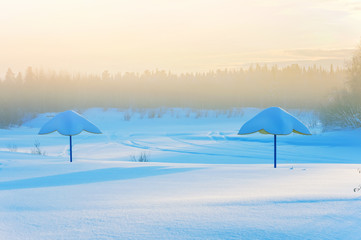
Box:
1, 0, 360, 73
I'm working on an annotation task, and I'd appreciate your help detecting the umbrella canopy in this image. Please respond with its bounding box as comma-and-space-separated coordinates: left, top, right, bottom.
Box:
39, 110, 102, 162
39, 110, 101, 136
238, 107, 311, 135
238, 107, 311, 168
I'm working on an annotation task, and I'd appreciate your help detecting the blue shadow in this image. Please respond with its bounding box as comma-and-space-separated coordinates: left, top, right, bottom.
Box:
0, 166, 197, 190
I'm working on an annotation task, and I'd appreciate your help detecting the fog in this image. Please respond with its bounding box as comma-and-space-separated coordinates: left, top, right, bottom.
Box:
0, 65, 346, 126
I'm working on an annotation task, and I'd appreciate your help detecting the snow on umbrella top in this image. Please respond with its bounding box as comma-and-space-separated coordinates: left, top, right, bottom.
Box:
39, 110, 102, 136
238, 107, 311, 136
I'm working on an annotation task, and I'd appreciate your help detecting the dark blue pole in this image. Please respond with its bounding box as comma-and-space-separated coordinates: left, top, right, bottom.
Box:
69, 135, 73, 163
274, 134, 277, 168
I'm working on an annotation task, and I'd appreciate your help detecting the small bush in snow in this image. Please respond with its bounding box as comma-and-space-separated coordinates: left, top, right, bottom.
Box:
7, 143, 18, 152
320, 92, 361, 129
130, 152, 149, 162
123, 112, 131, 121
148, 110, 156, 119
31, 140, 46, 156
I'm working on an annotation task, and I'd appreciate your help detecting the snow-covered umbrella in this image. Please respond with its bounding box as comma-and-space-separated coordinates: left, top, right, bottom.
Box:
39, 110, 102, 162
238, 107, 311, 168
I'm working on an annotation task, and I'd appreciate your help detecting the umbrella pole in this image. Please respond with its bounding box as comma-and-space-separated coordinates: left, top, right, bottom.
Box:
274, 134, 277, 168
69, 135, 73, 163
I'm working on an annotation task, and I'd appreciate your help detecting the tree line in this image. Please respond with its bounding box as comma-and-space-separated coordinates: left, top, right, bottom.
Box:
321, 42, 361, 129
0, 64, 346, 127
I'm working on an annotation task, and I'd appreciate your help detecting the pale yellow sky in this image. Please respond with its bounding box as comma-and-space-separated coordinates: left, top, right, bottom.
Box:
1, 0, 360, 74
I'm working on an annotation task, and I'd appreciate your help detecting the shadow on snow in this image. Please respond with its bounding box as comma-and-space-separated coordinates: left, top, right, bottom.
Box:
0, 166, 197, 190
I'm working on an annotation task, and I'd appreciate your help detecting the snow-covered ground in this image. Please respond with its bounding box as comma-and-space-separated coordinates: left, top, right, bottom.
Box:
0, 108, 360, 240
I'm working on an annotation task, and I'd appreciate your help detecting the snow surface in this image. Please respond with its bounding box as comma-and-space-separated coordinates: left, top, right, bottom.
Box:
238, 107, 311, 135
0, 108, 360, 240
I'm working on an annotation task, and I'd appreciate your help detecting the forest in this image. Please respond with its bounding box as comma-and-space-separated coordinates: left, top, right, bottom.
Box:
0, 64, 347, 127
